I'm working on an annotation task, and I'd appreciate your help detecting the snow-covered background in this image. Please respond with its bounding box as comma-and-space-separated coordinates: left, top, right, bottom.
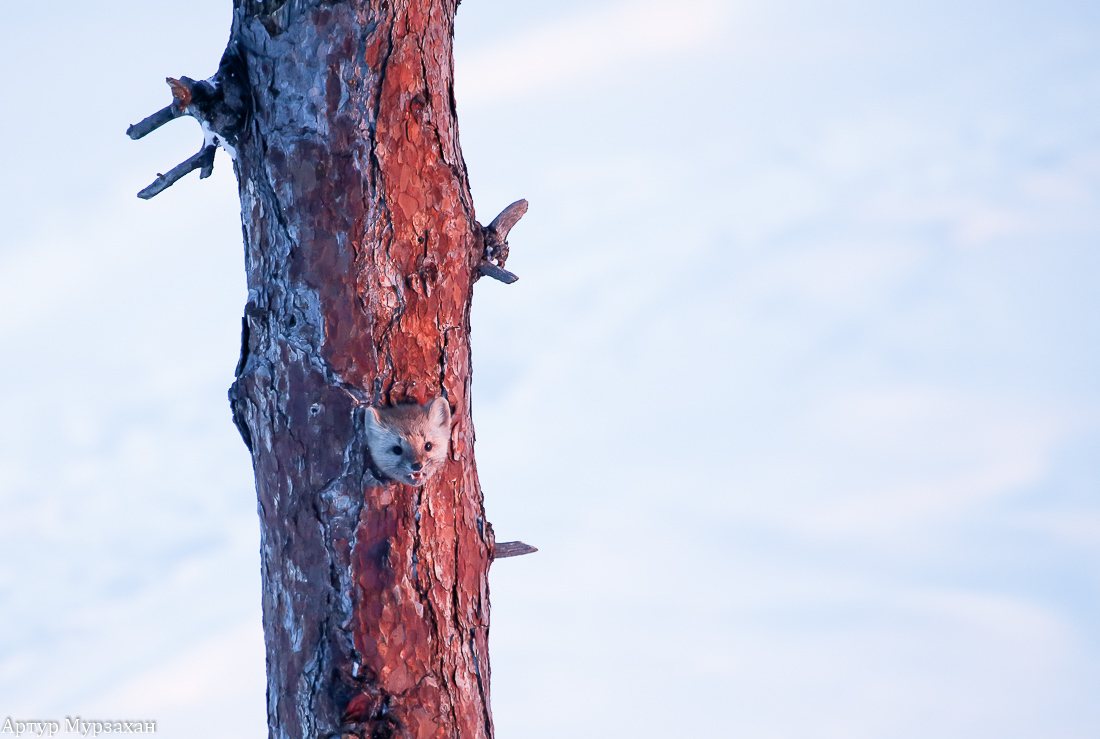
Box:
1, 0, 1098, 736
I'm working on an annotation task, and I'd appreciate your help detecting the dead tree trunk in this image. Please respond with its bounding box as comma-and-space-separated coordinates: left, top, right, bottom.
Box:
127, 2, 530, 738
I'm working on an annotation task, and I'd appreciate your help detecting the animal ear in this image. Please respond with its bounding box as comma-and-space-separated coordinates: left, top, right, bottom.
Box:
364, 407, 384, 434
427, 397, 451, 429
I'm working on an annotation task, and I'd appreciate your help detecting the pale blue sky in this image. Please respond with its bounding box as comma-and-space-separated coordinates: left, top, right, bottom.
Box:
1, 1, 1098, 737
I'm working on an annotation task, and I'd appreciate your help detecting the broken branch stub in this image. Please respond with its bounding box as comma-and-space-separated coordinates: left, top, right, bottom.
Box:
136, 145, 217, 200
477, 199, 528, 284
487, 199, 529, 241
477, 262, 519, 284
125, 104, 183, 141
127, 47, 251, 199
493, 541, 538, 559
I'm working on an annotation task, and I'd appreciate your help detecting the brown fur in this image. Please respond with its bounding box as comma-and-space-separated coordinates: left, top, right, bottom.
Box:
364, 397, 452, 486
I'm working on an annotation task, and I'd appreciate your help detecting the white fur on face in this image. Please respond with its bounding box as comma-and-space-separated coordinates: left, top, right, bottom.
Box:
364, 398, 452, 486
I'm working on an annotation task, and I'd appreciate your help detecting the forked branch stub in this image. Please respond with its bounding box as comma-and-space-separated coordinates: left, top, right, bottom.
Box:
127, 46, 251, 199
478, 199, 529, 284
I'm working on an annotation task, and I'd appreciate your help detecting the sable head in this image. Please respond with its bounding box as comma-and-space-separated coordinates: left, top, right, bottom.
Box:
364, 397, 452, 486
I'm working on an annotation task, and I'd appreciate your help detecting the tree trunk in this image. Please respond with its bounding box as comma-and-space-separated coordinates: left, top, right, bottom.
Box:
219, 2, 493, 737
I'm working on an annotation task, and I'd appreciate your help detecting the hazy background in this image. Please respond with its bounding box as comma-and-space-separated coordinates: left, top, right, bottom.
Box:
1, 0, 1098, 736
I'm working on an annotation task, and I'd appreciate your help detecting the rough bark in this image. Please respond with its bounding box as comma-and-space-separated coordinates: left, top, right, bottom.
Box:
220, 2, 492, 738
125, 0, 532, 733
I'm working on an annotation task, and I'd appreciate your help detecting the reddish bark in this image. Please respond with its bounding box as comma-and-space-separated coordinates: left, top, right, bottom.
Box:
219, 2, 495, 737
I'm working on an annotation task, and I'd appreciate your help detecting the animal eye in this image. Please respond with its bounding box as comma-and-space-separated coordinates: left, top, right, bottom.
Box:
390, 445, 402, 455
424, 442, 433, 451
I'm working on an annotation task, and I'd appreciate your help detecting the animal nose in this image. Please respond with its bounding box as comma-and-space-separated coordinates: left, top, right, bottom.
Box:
411, 462, 423, 472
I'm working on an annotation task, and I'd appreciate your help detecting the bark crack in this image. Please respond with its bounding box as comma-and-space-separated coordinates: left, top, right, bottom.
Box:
413, 40, 453, 175
469, 627, 492, 736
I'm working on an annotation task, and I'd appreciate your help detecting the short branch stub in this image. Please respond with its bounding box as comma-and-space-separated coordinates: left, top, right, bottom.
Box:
493, 541, 538, 559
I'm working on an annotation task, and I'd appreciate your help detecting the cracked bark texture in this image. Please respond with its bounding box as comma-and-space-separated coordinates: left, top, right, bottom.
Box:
224, 2, 494, 738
